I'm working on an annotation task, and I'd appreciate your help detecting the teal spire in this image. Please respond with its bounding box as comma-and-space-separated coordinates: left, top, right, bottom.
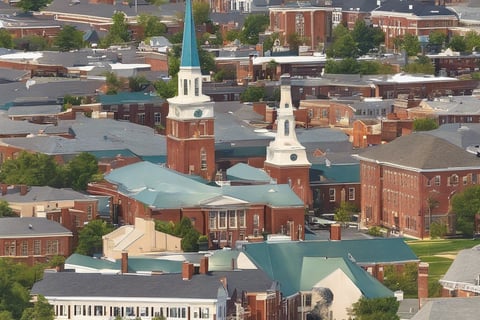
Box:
180, 0, 200, 68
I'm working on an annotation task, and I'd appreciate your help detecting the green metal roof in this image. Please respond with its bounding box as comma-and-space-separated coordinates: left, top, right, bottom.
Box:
242, 238, 418, 296
310, 163, 360, 184
65, 254, 183, 273
105, 161, 304, 209
98, 92, 163, 105
300, 257, 393, 298
226, 163, 272, 182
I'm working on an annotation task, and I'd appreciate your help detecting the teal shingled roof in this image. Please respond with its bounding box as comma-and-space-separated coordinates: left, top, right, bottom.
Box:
226, 163, 272, 182
242, 238, 418, 296
310, 163, 360, 184
104, 161, 304, 209
300, 257, 392, 299
180, 0, 200, 68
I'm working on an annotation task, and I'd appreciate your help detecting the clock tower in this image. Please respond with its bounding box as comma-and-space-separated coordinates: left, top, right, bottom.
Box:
264, 75, 312, 206
166, 0, 215, 181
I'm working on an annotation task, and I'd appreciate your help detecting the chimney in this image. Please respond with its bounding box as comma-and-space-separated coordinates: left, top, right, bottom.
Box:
20, 185, 28, 196
375, 264, 384, 282
182, 261, 194, 280
418, 262, 429, 309
0, 184, 7, 196
329, 224, 342, 241
121, 251, 128, 274
200, 256, 209, 274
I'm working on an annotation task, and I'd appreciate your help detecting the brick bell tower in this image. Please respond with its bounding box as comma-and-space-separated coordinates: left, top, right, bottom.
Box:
166, 0, 215, 181
264, 74, 312, 206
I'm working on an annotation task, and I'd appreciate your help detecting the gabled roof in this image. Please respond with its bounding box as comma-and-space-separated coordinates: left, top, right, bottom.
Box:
411, 297, 480, 320
355, 133, 480, 170
104, 161, 304, 209
226, 163, 272, 182
440, 245, 480, 293
180, 0, 200, 68
300, 256, 392, 298
242, 238, 418, 296
0, 186, 93, 203
31, 272, 224, 299
0, 217, 72, 238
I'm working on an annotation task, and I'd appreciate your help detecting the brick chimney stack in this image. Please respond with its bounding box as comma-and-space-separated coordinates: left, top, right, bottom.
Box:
330, 224, 341, 241
200, 257, 209, 274
182, 261, 194, 280
20, 185, 28, 196
418, 262, 429, 309
121, 251, 128, 274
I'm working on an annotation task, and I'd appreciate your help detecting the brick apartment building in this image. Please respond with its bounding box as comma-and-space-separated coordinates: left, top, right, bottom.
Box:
356, 133, 480, 239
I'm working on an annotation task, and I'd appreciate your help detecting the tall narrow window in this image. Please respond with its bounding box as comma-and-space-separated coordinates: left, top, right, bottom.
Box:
253, 214, 259, 227
200, 148, 207, 170
295, 13, 305, 36
329, 188, 336, 202
34, 240, 41, 255
284, 120, 290, 136
21, 241, 28, 256
195, 78, 200, 96
209, 211, 216, 229
238, 210, 246, 228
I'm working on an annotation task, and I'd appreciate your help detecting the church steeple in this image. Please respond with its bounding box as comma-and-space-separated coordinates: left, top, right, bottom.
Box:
165, 0, 215, 181
264, 74, 312, 206
180, 0, 200, 68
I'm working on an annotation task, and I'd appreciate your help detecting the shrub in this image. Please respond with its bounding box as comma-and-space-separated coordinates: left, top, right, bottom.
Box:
367, 226, 383, 237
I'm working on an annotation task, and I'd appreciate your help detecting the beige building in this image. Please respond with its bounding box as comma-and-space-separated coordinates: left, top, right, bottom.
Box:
102, 218, 182, 259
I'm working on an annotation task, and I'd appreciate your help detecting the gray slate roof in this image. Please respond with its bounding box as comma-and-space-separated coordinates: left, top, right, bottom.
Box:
355, 133, 480, 170
425, 123, 480, 150
410, 297, 480, 320
31, 272, 224, 299
440, 245, 480, 292
374, 1, 458, 17
0, 186, 93, 203
0, 217, 72, 237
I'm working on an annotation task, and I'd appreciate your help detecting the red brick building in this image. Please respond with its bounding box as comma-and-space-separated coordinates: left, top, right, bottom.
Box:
371, 1, 458, 50
269, 6, 333, 51
355, 133, 480, 239
0, 217, 72, 266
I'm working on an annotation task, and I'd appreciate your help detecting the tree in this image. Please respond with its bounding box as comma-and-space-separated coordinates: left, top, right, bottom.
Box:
0, 200, 16, 217
193, 1, 210, 26
154, 76, 178, 98
64, 152, 100, 191
129, 75, 150, 92
351, 20, 384, 56
413, 118, 438, 131
402, 34, 421, 57
403, 55, 435, 74
0, 152, 59, 186
137, 14, 166, 39
54, 25, 84, 52
76, 219, 115, 256
17, 0, 51, 12
240, 14, 269, 45
326, 25, 359, 58
198, 47, 216, 75
225, 29, 241, 43
427, 31, 446, 53
287, 33, 303, 55
13, 35, 49, 51
104, 71, 123, 94
0, 30, 13, 49
430, 221, 448, 239
448, 35, 467, 52
325, 58, 360, 74
464, 31, 480, 52
20, 295, 54, 320
155, 217, 200, 252
262, 32, 279, 53
240, 86, 265, 102
334, 202, 358, 227
102, 11, 130, 47
349, 297, 400, 320
383, 263, 418, 297
451, 185, 480, 237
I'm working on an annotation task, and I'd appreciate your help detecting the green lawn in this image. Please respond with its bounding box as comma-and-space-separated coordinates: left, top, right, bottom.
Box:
406, 239, 479, 297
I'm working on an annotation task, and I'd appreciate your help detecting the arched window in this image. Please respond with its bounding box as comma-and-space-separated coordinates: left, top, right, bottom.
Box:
284, 120, 290, 136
